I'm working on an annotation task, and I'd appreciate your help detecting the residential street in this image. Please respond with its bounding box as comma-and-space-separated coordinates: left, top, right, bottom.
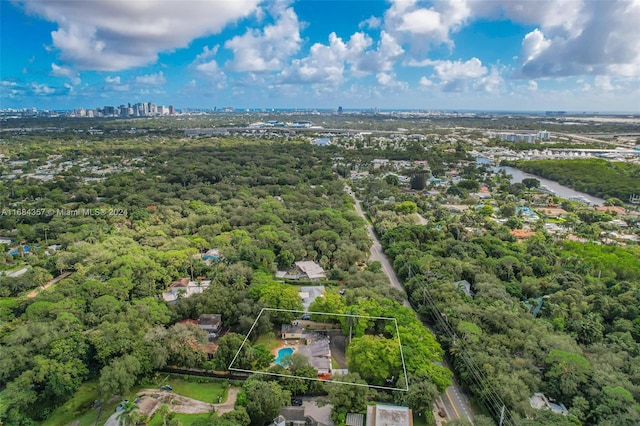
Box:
346, 186, 474, 423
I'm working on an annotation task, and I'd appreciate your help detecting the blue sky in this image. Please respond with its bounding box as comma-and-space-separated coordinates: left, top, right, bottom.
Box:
1, 0, 639, 111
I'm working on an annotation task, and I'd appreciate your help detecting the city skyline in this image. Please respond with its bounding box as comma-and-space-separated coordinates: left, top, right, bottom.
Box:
1, 0, 639, 112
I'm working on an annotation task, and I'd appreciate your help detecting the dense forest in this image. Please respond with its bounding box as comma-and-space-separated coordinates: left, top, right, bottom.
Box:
1, 122, 639, 425
506, 159, 640, 201
357, 176, 640, 425
0, 135, 452, 425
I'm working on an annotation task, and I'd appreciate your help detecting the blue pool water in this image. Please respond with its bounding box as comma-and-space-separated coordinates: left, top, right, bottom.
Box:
275, 347, 294, 366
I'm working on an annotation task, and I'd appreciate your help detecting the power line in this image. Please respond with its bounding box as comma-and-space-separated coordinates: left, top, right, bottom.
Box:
419, 285, 519, 426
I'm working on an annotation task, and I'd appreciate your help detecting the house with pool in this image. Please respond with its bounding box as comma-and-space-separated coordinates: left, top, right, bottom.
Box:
275, 324, 334, 377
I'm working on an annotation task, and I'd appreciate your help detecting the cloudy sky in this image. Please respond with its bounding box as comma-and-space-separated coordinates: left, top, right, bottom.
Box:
2, 0, 639, 111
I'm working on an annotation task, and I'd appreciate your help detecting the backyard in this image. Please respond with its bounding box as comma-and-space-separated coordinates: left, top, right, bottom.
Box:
40, 375, 230, 426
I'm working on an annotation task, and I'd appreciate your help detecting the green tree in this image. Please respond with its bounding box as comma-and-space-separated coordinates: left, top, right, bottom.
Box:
393, 373, 440, 414
395, 201, 418, 215
215, 333, 248, 370
99, 354, 142, 397
347, 335, 402, 385
243, 380, 290, 426
545, 349, 591, 402
522, 178, 541, 189
410, 173, 427, 190
118, 400, 140, 426
326, 373, 368, 419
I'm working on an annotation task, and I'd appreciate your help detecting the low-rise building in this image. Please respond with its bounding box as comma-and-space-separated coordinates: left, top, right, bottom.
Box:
281, 324, 304, 339
272, 406, 326, 426
162, 278, 212, 302
198, 314, 222, 339
529, 392, 568, 416
295, 261, 326, 280
366, 404, 413, 426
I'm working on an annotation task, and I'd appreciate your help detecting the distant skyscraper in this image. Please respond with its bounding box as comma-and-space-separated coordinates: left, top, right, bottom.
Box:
338, 106, 343, 114
169, 105, 175, 115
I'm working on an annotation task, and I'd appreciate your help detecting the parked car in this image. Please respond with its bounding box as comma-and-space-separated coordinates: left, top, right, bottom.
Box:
115, 400, 129, 411
291, 398, 303, 406
300, 315, 311, 320
160, 385, 173, 391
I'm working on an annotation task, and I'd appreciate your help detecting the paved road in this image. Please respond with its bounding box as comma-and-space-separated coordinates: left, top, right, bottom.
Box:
346, 186, 474, 423
348, 187, 410, 307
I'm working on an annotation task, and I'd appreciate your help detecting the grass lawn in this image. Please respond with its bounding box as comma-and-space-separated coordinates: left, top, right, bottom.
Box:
40, 381, 145, 426
162, 375, 227, 403
40, 375, 228, 426
149, 412, 214, 426
331, 357, 340, 369
255, 332, 281, 351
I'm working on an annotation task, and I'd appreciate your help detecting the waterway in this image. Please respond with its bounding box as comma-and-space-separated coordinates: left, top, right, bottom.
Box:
476, 157, 605, 206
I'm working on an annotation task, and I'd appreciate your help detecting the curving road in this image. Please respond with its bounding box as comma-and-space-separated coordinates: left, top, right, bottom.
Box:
346, 186, 474, 423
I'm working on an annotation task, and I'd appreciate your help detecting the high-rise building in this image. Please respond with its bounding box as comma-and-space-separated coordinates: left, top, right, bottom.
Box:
169, 105, 175, 115
338, 106, 343, 114
537, 130, 550, 141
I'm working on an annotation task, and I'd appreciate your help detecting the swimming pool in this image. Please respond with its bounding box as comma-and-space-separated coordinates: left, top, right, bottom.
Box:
275, 347, 294, 366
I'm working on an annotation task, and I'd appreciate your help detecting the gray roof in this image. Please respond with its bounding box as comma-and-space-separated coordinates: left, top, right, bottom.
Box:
298, 339, 331, 371
346, 413, 364, 426
295, 261, 326, 279
199, 314, 221, 326
282, 324, 304, 334
453, 280, 473, 297
299, 339, 330, 358
280, 406, 306, 421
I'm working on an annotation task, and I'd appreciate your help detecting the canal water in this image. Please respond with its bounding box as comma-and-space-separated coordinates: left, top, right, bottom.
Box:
476, 157, 605, 206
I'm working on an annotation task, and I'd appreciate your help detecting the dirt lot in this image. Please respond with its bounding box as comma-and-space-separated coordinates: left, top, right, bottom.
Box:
135, 387, 240, 416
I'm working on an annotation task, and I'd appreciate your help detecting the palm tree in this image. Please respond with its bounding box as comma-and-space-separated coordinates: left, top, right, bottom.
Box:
345, 306, 360, 345
118, 401, 139, 426
157, 403, 171, 426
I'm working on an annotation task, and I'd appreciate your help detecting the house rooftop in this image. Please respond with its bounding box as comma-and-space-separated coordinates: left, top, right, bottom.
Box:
346, 413, 365, 426
282, 324, 304, 334
366, 404, 412, 426
199, 314, 221, 326
295, 261, 326, 280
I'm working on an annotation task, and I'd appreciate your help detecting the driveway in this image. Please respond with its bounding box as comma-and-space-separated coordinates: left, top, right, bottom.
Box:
327, 330, 347, 369
302, 398, 334, 426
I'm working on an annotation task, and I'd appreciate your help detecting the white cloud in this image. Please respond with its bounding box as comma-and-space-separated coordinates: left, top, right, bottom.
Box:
135, 71, 166, 86
280, 32, 371, 85
50, 63, 81, 85
419, 76, 434, 87
384, 0, 471, 51
19, 0, 261, 71
473, 66, 503, 93
31, 83, 55, 95
528, 80, 538, 91
359, 16, 382, 30
353, 31, 404, 75
479, 0, 640, 79
594, 75, 615, 92
224, 4, 302, 72
191, 46, 227, 87
382, 0, 640, 81
376, 72, 408, 90
103, 75, 129, 92
432, 57, 487, 80
414, 57, 495, 92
